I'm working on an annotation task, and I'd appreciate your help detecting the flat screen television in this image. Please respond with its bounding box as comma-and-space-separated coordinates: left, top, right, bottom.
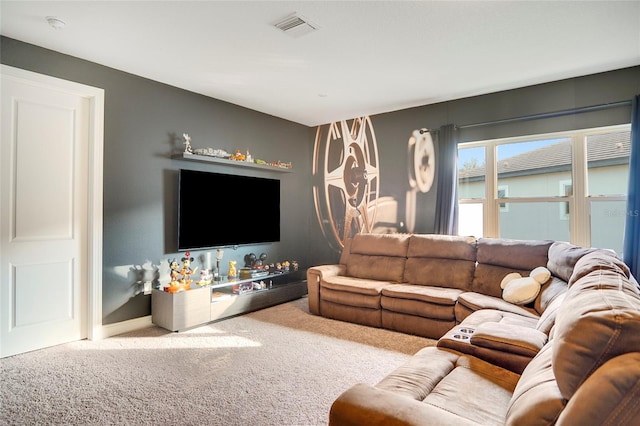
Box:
177, 169, 280, 251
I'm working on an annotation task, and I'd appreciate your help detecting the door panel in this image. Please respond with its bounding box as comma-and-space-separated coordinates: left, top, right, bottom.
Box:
1, 72, 89, 357
14, 100, 75, 240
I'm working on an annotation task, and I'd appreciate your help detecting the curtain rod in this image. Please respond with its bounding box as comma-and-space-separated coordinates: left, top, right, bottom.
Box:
457, 100, 632, 130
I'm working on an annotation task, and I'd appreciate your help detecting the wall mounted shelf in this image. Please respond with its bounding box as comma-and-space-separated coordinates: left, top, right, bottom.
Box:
171, 153, 293, 173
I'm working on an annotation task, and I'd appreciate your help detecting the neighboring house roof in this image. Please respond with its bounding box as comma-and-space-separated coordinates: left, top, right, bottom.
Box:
459, 131, 630, 180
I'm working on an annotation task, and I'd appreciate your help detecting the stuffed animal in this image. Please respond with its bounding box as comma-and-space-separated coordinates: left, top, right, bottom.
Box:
500, 266, 551, 305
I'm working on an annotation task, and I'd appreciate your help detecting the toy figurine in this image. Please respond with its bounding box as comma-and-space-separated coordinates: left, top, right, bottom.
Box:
228, 260, 237, 278
230, 150, 246, 161
165, 252, 198, 292
183, 133, 193, 154
196, 269, 213, 286
179, 251, 197, 288
166, 258, 182, 293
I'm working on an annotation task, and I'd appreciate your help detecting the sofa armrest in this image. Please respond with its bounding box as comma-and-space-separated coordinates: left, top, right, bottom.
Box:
306, 264, 346, 315
329, 383, 479, 426
471, 322, 547, 357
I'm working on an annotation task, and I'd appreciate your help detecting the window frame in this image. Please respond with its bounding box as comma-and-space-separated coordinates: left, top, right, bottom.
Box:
457, 124, 631, 248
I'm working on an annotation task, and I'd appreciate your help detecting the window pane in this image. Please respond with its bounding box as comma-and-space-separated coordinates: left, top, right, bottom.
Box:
499, 202, 570, 241
458, 146, 485, 199
590, 200, 627, 255
497, 138, 572, 197
587, 131, 630, 196
458, 203, 483, 238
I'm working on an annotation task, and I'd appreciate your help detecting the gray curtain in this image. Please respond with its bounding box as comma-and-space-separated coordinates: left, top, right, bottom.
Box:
433, 124, 458, 235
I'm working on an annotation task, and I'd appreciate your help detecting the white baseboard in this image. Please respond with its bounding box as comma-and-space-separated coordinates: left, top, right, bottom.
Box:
97, 315, 154, 339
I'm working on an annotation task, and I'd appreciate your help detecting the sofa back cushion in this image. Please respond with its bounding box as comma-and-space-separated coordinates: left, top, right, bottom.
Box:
552, 251, 640, 401
546, 241, 599, 282
472, 238, 553, 298
533, 276, 568, 317
349, 233, 410, 257
403, 234, 477, 289
345, 233, 410, 282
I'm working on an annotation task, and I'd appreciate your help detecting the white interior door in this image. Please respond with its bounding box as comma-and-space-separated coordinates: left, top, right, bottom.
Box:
1, 66, 103, 358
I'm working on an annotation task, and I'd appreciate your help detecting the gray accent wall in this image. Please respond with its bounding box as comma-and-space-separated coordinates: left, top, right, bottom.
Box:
2, 35, 639, 326
1, 36, 316, 324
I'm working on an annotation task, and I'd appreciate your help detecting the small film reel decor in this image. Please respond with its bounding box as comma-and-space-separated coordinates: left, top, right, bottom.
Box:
405, 128, 436, 232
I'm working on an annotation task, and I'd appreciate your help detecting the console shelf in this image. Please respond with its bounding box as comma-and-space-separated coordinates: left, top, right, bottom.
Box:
171, 153, 293, 173
152, 269, 307, 331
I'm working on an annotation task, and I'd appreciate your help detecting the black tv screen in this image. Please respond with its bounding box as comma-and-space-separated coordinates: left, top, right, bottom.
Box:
177, 169, 280, 251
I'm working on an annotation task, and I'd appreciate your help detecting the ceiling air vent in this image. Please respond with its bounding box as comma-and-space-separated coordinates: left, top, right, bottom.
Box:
273, 13, 319, 38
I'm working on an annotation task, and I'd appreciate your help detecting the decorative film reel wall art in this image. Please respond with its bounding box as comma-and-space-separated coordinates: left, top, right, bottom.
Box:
313, 117, 380, 252
405, 128, 435, 233
313, 116, 436, 253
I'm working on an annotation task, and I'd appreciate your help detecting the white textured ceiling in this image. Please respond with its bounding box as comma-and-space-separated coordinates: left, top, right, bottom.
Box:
2, 1, 639, 127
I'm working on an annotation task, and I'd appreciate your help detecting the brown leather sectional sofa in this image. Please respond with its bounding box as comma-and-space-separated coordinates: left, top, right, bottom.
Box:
306, 233, 640, 425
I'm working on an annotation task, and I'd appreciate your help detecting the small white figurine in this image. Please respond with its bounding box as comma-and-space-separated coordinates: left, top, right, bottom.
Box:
183, 133, 193, 154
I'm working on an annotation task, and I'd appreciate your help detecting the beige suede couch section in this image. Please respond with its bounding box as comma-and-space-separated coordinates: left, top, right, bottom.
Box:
327, 249, 640, 425
307, 233, 640, 425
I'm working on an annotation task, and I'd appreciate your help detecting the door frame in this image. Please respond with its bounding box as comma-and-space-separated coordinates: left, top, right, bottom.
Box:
1, 64, 104, 341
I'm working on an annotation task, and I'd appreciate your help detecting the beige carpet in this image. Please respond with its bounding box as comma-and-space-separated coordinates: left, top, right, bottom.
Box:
0, 296, 436, 426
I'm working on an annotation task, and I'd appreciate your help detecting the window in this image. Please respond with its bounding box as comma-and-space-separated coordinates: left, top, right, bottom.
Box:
457, 125, 631, 255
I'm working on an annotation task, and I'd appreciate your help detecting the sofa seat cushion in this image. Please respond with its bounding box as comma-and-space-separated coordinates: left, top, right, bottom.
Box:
381, 284, 461, 321
330, 382, 482, 426
321, 275, 390, 296
381, 284, 461, 305
455, 308, 540, 329
419, 358, 517, 425
456, 292, 538, 322
320, 276, 390, 309
372, 347, 519, 425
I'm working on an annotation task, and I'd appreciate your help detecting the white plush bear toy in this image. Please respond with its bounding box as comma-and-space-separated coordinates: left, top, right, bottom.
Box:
500, 266, 551, 305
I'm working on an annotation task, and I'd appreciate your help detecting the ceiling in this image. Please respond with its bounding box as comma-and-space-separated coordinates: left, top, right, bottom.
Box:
1, 1, 639, 127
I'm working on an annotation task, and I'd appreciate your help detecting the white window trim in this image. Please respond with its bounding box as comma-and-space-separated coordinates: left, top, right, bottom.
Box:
458, 124, 630, 246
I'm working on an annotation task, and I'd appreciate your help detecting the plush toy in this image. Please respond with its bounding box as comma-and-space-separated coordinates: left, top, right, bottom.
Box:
500, 266, 551, 305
